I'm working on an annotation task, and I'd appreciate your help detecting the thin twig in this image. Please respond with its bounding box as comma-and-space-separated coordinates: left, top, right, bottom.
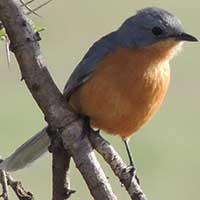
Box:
19, 0, 41, 17
6, 174, 33, 200
21, 0, 35, 7
0, 170, 9, 200
48, 128, 76, 200
89, 132, 148, 200
26, 0, 53, 15
0, 0, 52, 28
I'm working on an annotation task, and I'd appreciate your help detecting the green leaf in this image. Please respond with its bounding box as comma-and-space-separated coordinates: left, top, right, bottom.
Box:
27, 18, 45, 33
0, 28, 6, 41
0, 18, 45, 42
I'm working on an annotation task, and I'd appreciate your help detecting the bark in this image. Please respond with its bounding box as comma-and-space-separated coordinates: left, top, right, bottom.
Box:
0, 0, 117, 199
0, 170, 9, 200
7, 174, 34, 200
0, 0, 148, 199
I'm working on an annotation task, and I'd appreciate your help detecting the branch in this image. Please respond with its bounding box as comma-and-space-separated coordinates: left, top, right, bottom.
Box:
0, 170, 9, 200
0, 170, 34, 200
6, 174, 34, 200
0, 0, 148, 199
89, 132, 147, 200
25, 0, 53, 16
52, 152, 75, 199
0, 0, 117, 199
0, 0, 74, 128
61, 120, 118, 200
19, 0, 41, 17
49, 128, 76, 200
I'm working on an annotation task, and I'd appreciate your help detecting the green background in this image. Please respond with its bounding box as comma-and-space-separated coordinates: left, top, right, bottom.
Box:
0, 0, 199, 199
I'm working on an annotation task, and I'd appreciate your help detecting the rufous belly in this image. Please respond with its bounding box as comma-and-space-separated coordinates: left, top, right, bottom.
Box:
69, 47, 171, 138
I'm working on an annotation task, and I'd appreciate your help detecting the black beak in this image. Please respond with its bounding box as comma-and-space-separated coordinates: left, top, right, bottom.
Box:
177, 32, 198, 42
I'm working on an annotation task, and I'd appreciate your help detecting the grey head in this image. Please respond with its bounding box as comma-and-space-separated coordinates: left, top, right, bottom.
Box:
118, 7, 198, 48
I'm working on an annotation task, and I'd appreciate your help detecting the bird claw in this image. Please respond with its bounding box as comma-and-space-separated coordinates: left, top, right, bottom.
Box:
125, 165, 136, 176
124, 165, 140, 185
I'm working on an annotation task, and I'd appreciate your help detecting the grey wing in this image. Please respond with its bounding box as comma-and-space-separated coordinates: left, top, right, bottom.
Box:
63, 31, 118, 100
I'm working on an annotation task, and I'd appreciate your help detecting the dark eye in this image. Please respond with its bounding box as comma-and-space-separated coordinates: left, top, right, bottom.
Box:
152, 26, 163, 36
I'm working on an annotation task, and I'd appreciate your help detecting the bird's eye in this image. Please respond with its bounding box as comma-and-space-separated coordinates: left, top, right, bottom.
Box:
152, 26, 163, 36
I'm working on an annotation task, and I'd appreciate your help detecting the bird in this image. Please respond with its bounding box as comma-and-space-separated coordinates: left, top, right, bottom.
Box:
0, 7, 198, 172
63, 7, 198, 166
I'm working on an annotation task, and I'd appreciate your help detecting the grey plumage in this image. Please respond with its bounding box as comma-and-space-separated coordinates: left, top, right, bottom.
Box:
64, 7, 184, 100
0, 128, 50, 171
63, 32, 118, 100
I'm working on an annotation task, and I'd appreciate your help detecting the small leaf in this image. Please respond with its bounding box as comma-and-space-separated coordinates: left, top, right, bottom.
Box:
34, 26, 45, 33
0, 28, 6, 40
27, 18, 45, 33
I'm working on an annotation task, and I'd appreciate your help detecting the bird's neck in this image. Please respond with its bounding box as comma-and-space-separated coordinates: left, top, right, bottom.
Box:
141, 40, 183, 63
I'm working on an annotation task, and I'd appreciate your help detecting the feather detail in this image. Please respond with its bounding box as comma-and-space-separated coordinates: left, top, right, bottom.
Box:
69, 40, 181, 138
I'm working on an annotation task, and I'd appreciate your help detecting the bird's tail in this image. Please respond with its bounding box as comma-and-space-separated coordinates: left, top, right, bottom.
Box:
0, 127, 50, 172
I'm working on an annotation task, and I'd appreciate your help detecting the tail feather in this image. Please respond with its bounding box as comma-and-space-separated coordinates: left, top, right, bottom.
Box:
0, 128, 50, 172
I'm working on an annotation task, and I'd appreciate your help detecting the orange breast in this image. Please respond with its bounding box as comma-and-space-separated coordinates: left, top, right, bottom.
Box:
69, 45, 171, 138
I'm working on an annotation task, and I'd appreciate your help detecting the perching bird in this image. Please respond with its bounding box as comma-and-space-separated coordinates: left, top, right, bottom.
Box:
0, 7, 198, 172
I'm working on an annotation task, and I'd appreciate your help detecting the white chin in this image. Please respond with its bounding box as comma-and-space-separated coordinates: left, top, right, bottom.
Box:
170, 41, 184, 60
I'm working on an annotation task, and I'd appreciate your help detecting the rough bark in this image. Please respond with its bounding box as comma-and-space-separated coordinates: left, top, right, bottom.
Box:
90, 132, 147, 200
0, 0, 117, 199
0, 170, 9, 200
0, 0, 148, 199
7, 174, 34, 200
50, 132, 75, 200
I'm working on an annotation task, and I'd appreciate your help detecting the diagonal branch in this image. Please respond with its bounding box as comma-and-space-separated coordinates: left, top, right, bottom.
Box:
89, 132, 147, 200
0, 0, 117, 199
6, 173, 34, 200
19, 0, 41, 17
26, 0, 53, 15
0, 0, 148, 199
0, 169, 34, 200
0, 170, 9, 200
60, 121, 118, 200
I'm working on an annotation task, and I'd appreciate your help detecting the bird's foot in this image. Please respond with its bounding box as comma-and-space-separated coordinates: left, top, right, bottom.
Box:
126, 165, 140, 185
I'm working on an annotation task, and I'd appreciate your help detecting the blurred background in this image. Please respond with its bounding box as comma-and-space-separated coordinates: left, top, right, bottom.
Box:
0, 0, 199, 199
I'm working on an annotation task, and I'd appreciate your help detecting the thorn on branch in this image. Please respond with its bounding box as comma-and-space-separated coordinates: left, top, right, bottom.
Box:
19, 0, 41, 17
26, 0, 53, 16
